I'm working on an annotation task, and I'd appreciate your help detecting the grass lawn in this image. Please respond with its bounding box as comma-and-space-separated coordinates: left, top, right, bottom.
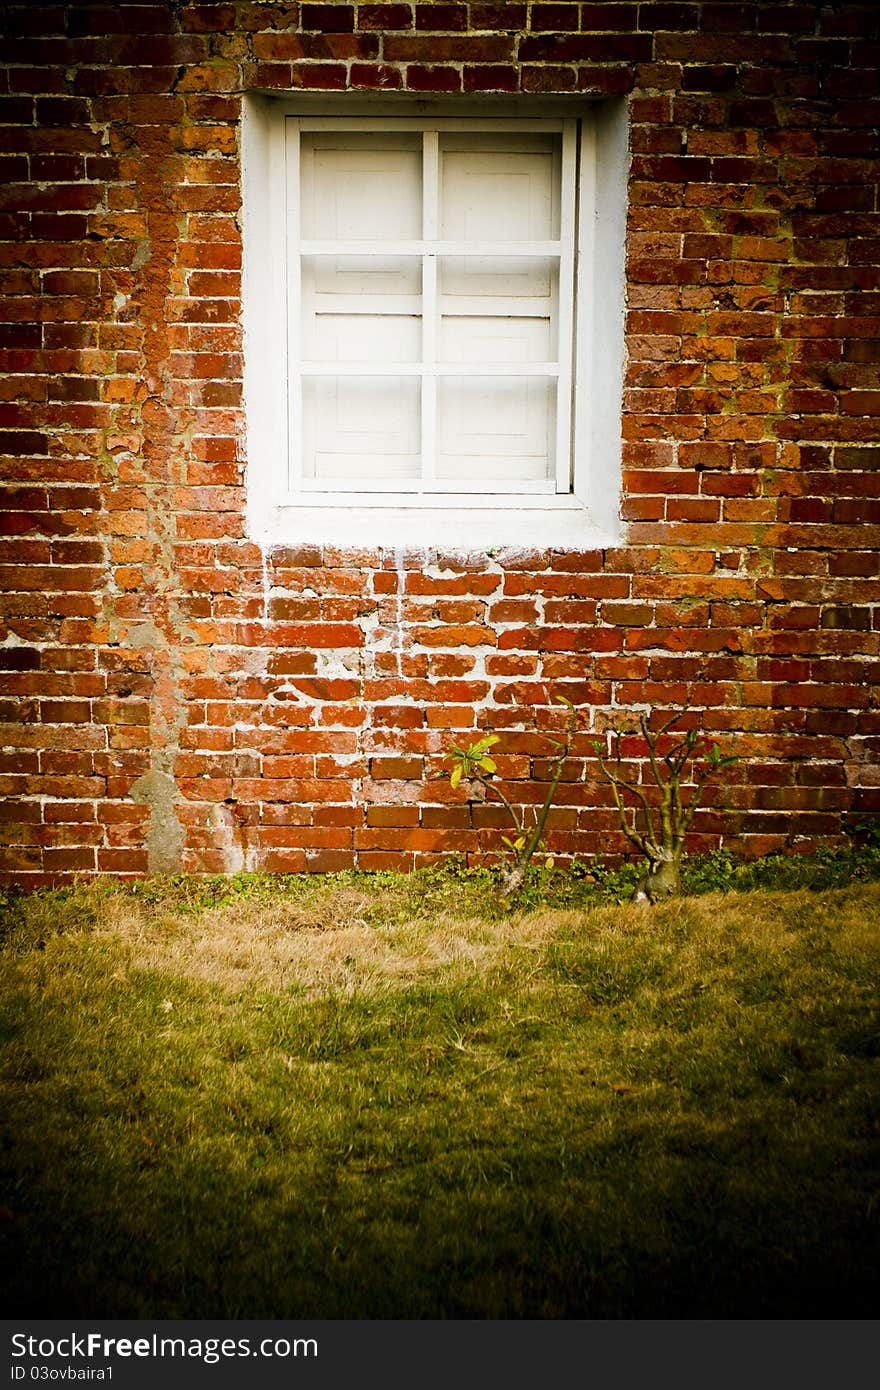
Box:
1, 853, 878, 1318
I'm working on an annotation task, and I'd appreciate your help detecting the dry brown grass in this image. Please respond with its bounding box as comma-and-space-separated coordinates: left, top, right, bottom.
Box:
2, 874, 879, 1317
55, 881, 573, 997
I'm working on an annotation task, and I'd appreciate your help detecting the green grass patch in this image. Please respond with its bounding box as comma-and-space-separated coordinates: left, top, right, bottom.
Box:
1, 853, 878, 1317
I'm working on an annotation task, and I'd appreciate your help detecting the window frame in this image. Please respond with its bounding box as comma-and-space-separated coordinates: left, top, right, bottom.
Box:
242, 95, 628, 550
288, 116, 578, 501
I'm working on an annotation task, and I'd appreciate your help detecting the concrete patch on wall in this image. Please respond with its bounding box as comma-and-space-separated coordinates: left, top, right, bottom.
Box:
130, 767, 186, 875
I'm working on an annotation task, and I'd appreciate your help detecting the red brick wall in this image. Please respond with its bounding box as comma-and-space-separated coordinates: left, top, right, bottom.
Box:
1, 0, 879, 884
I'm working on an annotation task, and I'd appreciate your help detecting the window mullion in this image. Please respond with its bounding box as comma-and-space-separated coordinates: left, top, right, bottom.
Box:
421, 130, 440, 489
422, 258, 438, 487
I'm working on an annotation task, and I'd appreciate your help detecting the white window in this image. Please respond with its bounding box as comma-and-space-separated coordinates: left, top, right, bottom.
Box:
242, 99, 628, 549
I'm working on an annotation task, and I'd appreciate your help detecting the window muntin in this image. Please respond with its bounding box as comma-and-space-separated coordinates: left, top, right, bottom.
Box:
286, 118, 578, 498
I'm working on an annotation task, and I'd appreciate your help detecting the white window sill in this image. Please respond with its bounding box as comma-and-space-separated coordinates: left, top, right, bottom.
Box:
249, 497, 620, 551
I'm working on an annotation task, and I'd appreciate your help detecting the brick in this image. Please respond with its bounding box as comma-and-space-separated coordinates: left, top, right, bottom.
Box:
521, 64, 577, 91
463, 66, 520, 92
519, 32, 652, 61
415, 4, 468, 30
530, 5, 581, 31
301, 4, 355, 30
681, 65, 740, 92
470, 5, 527, 28
288, 63, 348, 89
369, 757, 423, 780
385, 34, 513, 59
358, 5, 414, 29
350, 63, 404, 89
366, 806, 420, 827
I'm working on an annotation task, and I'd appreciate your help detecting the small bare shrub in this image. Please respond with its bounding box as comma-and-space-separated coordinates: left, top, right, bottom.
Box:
444, 698, 578, 897
592, 712, 737, 902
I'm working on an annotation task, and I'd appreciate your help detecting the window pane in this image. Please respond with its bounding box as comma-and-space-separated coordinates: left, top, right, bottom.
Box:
439, 315, 551, 365
439, 256, 558, 362
308, 315, 421, 363
301, 134, 422, 241
439, 135, 560, 241
301, 255, 422, 363
437, 376, 555, 483
302, 376, 421, 482
440, 254, 555, 302
305, 255, 422, 299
